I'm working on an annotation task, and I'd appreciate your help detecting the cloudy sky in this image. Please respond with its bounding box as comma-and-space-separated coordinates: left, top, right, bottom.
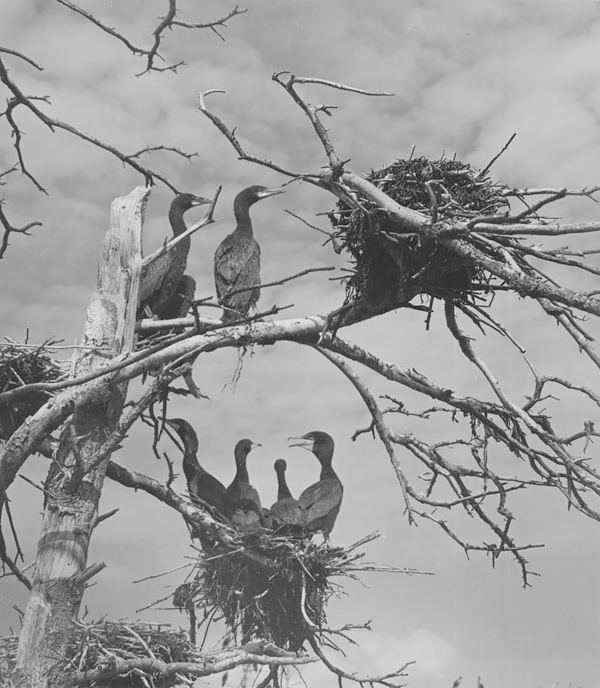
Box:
2, 1, 600, 687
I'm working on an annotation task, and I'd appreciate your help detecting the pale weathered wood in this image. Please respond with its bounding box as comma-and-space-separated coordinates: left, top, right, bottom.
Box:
13, 186, 149, 688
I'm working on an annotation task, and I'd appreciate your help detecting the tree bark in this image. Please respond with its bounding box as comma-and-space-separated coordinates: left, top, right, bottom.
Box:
13, 186, 149, 687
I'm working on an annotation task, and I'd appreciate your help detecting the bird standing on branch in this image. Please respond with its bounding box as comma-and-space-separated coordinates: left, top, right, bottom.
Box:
289, 431, 342, 538
164, 418, 229, 516
139, 193, 210, 319
270, 458, 304, 532
226, 438, 265, 532
214, 185, 284, 322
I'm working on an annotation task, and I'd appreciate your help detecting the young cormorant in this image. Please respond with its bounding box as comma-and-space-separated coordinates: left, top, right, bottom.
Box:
164, 418, 228, 516
270, 458, 304, 530
225, 438, 264, 532
289, 431, 342, 538
213, 185, 284, 322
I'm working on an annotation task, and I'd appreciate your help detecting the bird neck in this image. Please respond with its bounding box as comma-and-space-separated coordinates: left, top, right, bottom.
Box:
235, 455, 250, 483
316, 450, 337, 481
168, 206, 188, 237
182, 442, 200, 469
277, 475, 293, 501
233, 197, 254, 236
320, 463, 338, 481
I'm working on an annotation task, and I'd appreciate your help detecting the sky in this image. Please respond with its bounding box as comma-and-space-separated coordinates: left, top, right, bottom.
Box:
2, 1, 600, 687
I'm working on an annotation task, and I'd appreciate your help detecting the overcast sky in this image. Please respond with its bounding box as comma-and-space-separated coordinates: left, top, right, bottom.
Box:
2, 1, 600, 687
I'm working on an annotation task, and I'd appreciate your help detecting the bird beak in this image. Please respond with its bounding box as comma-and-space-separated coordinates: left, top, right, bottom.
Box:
258, 188, 285, 199
191, 196, 212, 206
288, 435, 311, 451
250, 441, 263, 450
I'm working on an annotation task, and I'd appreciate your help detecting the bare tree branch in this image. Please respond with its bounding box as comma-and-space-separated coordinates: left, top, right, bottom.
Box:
66, 646, 315, 687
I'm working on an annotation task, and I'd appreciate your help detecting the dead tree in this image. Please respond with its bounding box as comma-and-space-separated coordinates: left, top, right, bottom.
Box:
3, 4, 600, 687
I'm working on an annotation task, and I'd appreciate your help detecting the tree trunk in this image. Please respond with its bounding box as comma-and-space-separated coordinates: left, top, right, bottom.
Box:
13, 186, 149, 688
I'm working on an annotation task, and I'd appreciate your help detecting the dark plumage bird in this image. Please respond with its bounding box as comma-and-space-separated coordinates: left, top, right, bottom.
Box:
270, 459, 304, 530
165, 418, 228, 516
214, 185, 284, 322
139, 193, 209, 319
289, 431, 342, 538
226, 438, 264, 532
162, 274, 197, 320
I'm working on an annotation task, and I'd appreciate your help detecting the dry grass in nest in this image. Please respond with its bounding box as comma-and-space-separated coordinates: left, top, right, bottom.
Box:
328, 155, 510, 309
0, 342, 63, 440
173, 529, 372, 652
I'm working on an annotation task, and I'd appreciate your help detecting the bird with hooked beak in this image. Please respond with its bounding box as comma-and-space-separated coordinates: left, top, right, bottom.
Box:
289, 431, 342, 538
225, 438, 266, 533
270, 458, 305, 533
139, 193, 210, 320
214, 185, 284, 322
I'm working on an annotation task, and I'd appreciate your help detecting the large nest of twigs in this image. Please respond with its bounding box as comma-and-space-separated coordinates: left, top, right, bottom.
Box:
0, 343, 63, 440
65, 620, 194, 687
174, 530, 363, 652
329, 155, 510, 309
0, 621, 192, 687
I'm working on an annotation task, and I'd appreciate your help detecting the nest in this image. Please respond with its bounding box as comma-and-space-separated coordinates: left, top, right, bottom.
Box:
67, 620, 195, 687
0, 635, 18, 685
328, 155, 510, 310
174, 529, 362, 652
0, 622, 192, 687
0, 343, 63, 441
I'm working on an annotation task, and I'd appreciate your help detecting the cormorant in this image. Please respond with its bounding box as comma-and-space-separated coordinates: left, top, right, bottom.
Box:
139, 193, 209, 319
226, 438, 264, 532
289, 431, 342, 538
270, 458, 304, 532
214, 185, 284, 322
165, 418, 228, 515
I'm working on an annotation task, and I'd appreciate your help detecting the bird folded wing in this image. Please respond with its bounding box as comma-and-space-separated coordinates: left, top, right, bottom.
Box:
300, 479, 343, 521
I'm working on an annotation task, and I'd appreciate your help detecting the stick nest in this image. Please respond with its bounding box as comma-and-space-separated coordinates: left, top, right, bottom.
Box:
174, 529, 361, 652
68, 620, 195, 686
0, 343, 63, 440
328, 155, 510, 308
0, 622, 192, 687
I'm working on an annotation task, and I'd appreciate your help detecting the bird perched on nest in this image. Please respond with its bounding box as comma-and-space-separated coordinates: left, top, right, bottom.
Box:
214, 185, 284, 322
226, 438, 265, 532
165, 418, 229, 516
289, 431, 342, 538
138, 193, 210, 319
270, 459, 304, 532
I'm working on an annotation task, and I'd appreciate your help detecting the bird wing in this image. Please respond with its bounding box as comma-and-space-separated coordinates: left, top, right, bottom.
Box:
271, 498, 304, 526
298, 479, 343, 523
139, 251, 176, 303
187, 466, 228, 513
214, 233, 261, 302
139, 240, 190, 314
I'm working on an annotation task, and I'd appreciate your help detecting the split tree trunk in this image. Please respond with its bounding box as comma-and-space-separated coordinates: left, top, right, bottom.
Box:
14, 186, 149, 688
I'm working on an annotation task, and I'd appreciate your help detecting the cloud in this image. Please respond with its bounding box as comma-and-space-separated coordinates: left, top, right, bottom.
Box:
294, 629, 458, 688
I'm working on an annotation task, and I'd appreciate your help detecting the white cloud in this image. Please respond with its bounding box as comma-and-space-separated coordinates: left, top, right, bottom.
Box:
294, 629, 458, 688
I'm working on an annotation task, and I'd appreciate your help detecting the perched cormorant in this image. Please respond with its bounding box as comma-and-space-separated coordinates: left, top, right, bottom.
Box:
139, 193, 209, 319
165, 418, 228, 515
270, 459, 304, 531
214, 185, 284, 322
289, 431, 342, 538
226, 438, 264, 532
